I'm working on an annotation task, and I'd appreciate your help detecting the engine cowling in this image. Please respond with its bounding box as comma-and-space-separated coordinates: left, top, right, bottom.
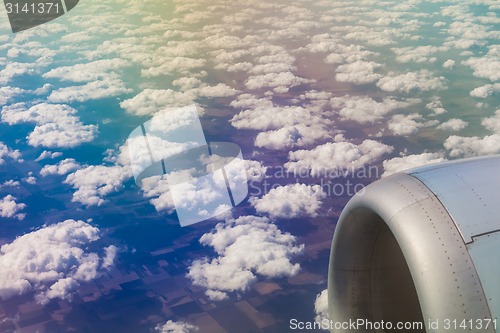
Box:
328, 155, 500, 332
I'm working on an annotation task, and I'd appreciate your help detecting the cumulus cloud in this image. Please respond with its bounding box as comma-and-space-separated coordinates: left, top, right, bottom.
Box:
0, 86, 24, 106
481, 110, 500, 133
444, 134, 500, 157
250, 184, 326, 218
245, 159, 268, 183
285, 140, 393, 177
382, 153, 447, 177
442, 59, 455, 69
0, 220, 116, 304
120, 89, 198, 116
331, 95, 416, 124
437, 118, 468, 131
187, 216, 303, 300
470, 83, 500, 98
0, 180, 20, 189
195, 83, 238, 98
245, 71, 312, 93
376, 70, 447, 93
140, 175, 175, 213
314, 289, 329, 325
65, 165, 132, 206
40, 158, 81, 177
141, 159, 266, 215
305, 33, 376, 63
254, 124, 331, 150
0, 142, 22, 165
120, 83, 235, 117
0, 195, 26, 220
388, 114, 438, 136
462, 45, 500, 82
392, 45, 448, 63
35, 150, 63, 162
231, 94, 336, 149
156, 320, 198, 333
1, 103, 97, 148
24, 174, 37, 185
231, 98, 327, 131
425, 97, 447, 115
335, 61, 382, 85
141, 57, 206, 77
147, 170, 233, 224
47, 77, 132, 103
0, 62, 35, 85
42, 59, 131, 82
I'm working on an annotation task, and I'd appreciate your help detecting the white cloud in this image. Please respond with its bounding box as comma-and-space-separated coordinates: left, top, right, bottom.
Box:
0, 86, 24, 106
470, 83, 500, 98
102, 245, 118, 270
141, 57, 206, 77
0, 195, 26, 220
0, 142, 22, 165
442, 59, 455, 69
47, 77, 132, 103
195, 83, 238, 98
1, 103, 97, 148
120, 89, 198, 116
187, 216, 303, 300
130, 132, 239, 224
388, 114, 438, 136
245, 159, 268, 183
377, 70, 447, 93
35, 150, 63, 162
304, 33, 377, 63
140, 175, 175, 213
0, 220, 115, 304
444, 134, 500, 157
254, 124, 331, 150
65, 165, 132, 206
245, 71, 312, 93
23, 175, 37, 185
42, 59, 131, 83
437, 118, 468, 131
335, 61, 382, 84
425, 97, 447, 115
462, 45, 500, 82
156, 320, 198, 333
382, 153, 447, 177
40, 158, 81, 177
0, 180, 20, 189
250, 184, 326, 218
231, 101, 326, 131
314, 289, 329, 325
481, 110, 500, 133
331, 95, 415, 124
285, 140, 393, 177
392, 45, 448, 63
0, 62, 35, 85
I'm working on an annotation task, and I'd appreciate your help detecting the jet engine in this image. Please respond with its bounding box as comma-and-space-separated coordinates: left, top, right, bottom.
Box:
328, 155, 500, 332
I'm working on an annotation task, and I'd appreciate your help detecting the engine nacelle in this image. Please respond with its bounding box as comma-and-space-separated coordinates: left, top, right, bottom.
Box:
328, 155, 500, 332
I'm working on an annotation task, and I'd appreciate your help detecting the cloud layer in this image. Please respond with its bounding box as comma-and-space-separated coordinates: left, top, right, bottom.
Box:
188, 216, 303, 300
0, 220, 116, 304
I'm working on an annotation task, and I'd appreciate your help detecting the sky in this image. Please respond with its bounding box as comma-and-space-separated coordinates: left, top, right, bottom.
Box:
0, 0, 499, 332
